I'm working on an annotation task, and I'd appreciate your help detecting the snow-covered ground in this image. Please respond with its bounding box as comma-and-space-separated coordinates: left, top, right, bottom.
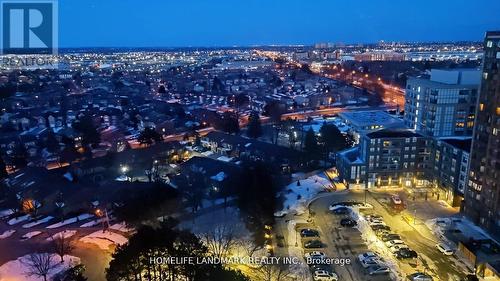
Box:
277, 174, 331, 216
46, 214, 93, 229
109, 222, 135, 233
22, 216, 54, 228
426, 216, 499, 246
0, 254, 80, 281
7, 215, 31, 226
351, 208, 401, 280
79, 218, 104, 228
0, 209, 14, 219
21, 231, 43, 240
0, 230, 16, 239
79, 230, 128, 250
46, 230, 77, 241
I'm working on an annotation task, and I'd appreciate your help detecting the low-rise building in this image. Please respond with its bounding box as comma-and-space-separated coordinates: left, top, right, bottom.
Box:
338, 110, 405, 143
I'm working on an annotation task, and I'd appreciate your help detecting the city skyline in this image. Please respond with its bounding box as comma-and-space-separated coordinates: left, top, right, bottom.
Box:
58, 0, 500, 47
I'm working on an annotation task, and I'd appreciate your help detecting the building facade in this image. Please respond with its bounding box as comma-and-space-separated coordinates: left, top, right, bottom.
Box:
405, 69, 480, 137
337, 130, 471, 206
463, 31, 500, 235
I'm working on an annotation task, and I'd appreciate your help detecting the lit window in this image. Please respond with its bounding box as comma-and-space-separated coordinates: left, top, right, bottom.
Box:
480, 103, 484, 111
497, 107, 500, 115
487, 41, 493, 48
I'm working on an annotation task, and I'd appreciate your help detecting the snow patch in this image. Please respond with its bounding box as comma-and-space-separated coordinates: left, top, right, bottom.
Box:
0, 254, 80, 281
79, 230, 128, 250
46, 214, 93, 229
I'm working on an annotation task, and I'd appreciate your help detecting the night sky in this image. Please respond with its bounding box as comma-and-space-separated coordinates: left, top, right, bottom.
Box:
58, 0, 500, 47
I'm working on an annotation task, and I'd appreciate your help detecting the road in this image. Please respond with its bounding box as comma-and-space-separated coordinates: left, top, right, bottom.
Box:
275, 189, 468, 281
280, 105, 397, 121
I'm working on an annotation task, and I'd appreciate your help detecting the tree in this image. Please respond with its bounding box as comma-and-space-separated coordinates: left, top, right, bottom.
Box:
114, 182, 179, 227
221, 111, 239, 134
22, 253, 58, 281
10, 143, 28, 170
246, 111, 262, 139
201, 223, 236, 259
106, 220, 249, 281
50, 233, 74, 263
72, 115, 100, 148
138, 127, 163, 146
255, 264, 292, 281
44, 130, 60, 153
319, 123, 349, 165
55, 264, 87, 281
0, 155, 7, 180
303, 127, 319, 157
236, 161, 280, 246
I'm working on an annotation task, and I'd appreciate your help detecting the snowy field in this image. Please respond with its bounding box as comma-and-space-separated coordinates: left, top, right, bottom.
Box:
276, 174, 331, 216
0, 254, 80, 281
80, 230, 128, 250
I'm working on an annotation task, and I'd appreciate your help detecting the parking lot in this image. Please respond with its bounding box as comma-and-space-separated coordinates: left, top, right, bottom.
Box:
275, 189, 469, 281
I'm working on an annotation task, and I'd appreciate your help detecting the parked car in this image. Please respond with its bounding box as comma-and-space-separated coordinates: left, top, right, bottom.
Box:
368, 265, 390, 275
364, 214, 383, 222
391, 195, 402, 205
381, 233, 401, 242
357, 252, 377, 263
436, 243, 454, 255
340, 218, 357, 227
395, 248, 418, 259
376, 230, 391, 238
301, 229, 320, 237
409, 272, 433, 281
361, 258, 382, 268
304, 240, 323, 249
305, 251, 326, 259
371, 225, 391, 231
385, 240, 405, 247
313, 270, 338, 281
389, 244, 409, 253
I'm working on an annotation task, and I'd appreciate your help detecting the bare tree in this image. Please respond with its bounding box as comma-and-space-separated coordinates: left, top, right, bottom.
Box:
22, 253, 58, 281
201, 223, 236, 259
238, 238, 261, 258
50, 232, 74, 263
255, 263, 292, 281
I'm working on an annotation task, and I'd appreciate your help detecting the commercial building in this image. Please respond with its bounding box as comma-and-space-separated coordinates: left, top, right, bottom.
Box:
404, 69, 480, 137
463, 31, 500, 236
354, 51, 406, 61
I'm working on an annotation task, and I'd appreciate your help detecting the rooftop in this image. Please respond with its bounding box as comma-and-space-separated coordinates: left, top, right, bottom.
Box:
339, 110, 404, 128
440, 137, 473, 152
366, 129, 422, 139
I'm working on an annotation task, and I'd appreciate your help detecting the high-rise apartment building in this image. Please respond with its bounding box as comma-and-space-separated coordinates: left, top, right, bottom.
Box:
405, 69, 480, 137
463, 31, 500, 235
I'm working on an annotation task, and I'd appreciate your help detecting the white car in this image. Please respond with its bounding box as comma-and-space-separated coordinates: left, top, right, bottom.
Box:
369, 220, 387, 226
436, 244, 454, 256
305, 251, 326, 259
357, 252, 377, 262
389, 244, 409, 253
313, 270, 338, 281
385, 240, 405, 247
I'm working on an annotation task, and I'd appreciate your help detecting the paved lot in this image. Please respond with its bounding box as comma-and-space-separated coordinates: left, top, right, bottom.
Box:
275, 189, 470, 281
